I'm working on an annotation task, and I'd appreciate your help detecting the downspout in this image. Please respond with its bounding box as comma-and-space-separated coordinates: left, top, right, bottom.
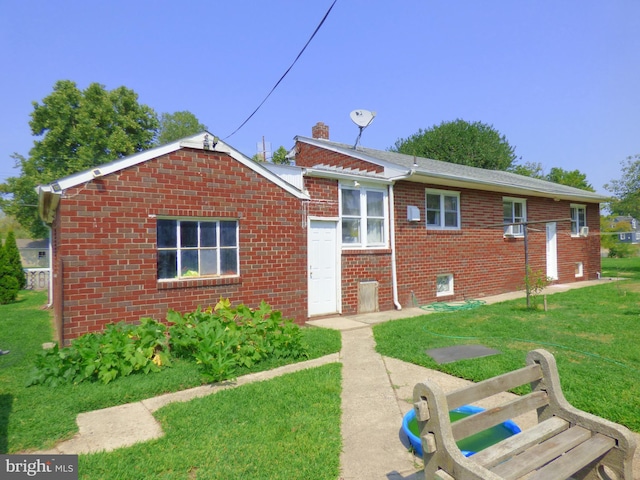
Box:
389, 183, 402, 310
46, 224, 53, 308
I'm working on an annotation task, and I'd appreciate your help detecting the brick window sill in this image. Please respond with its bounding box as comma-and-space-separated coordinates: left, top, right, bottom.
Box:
342, 248, 392, 255
158, 276, 241, 290
427, 229, 463, 235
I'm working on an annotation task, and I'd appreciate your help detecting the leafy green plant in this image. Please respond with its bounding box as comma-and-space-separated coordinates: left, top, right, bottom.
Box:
0, 237, 19, 304
27, 318, 172, 386
167, 298, 309, 382
524, 266, 552, 309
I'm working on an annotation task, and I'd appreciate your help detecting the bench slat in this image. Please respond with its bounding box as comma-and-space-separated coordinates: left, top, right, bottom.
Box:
447, 364, 542, 410
528, 433, 616, 480
473, 416, 569, 468
451, 391, 548, 441
490, 425, 592, 479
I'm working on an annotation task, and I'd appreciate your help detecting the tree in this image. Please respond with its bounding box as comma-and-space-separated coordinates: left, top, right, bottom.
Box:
604, 154, 640, 219
545, 167, 594, 191
0, 238, 19, 304
0, 80, 159, 238
251, 145, 291, 165
156, 111, 207, 146
3, 231, 25, 289
511, 163, 595, 191
271, 146, 291, 165
392, 119, 517, 170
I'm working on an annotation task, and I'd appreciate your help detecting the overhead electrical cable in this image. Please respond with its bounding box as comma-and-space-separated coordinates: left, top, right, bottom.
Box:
223, 0, 338, 140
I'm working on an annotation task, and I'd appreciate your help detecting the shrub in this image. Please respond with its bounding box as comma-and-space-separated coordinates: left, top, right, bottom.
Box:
27, 318, 172, 386
4, 231, 26, 289
28, 299, 308, 386
608, 242, 635, 258
167, 298, 309, 382
0, 239, 19, 304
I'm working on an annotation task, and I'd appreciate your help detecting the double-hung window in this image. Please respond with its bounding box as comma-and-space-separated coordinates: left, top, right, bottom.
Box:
157, 218, 238, 279
341, 185, 387, 247
425, 189, 460, 229
570, 205, 586, 236
503, 198, 526, 236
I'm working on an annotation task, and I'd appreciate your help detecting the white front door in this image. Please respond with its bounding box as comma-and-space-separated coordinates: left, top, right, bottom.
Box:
308, 220, 339, 316
546, 222, 558, 280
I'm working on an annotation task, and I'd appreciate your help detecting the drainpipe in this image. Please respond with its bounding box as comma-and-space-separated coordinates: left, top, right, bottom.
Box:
46, 224, 53, 308
389, 184, 402, 310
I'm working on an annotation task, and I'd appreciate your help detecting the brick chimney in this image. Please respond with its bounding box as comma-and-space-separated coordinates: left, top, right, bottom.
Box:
311, 122, 329, 140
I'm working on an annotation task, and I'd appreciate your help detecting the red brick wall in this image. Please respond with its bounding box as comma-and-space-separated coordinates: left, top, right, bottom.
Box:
295, 142, 383, 173
393, 181, 602, 307
53, 148, 307, 343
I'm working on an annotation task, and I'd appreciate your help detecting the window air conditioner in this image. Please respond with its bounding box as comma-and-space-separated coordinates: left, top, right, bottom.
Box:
504, 225, 516, 237
579, 226, 589, 237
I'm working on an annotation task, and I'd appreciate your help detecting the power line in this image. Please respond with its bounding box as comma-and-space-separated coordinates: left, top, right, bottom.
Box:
223, 0, 338, 140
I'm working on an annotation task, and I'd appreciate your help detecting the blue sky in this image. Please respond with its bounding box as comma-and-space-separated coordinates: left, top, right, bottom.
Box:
1, 1, 639, 195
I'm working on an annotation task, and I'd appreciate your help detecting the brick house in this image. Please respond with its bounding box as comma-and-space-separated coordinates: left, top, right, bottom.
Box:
289, 122, 606, 317
38, 133, 309, 344
38, 127, 606, 345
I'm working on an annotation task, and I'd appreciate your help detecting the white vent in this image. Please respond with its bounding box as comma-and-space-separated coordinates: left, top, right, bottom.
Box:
407, 205, 420, 222
580, 226, 589, 237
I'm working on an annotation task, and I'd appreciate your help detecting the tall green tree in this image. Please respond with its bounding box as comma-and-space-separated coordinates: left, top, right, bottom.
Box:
251, 145, 291, 165
604, 154, 640, 219
392, 119, 517, 170
510, 163, 594, 191
3, 231, 25, 289
156, 111, 207, 146
0, 238, 19, 304
0, 80, 159, 238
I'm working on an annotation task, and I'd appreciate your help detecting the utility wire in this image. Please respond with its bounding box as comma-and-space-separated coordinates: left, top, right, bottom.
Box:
223, 0, 338, 140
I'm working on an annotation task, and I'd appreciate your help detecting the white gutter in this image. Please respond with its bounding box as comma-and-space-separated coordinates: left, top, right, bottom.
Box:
389, 183, 402, 310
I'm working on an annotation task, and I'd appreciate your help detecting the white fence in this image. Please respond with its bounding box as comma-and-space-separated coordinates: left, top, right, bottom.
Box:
24, 268, 50, 290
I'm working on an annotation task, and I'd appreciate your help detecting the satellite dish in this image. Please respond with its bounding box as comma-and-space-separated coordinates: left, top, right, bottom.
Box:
350, 109, 376, 128
350, 109, 376, 148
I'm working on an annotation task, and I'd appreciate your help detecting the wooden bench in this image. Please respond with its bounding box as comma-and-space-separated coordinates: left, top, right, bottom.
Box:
412, 349, 636, 480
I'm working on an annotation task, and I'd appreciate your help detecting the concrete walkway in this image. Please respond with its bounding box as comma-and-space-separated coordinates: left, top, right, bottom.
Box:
29, 278, 639, 479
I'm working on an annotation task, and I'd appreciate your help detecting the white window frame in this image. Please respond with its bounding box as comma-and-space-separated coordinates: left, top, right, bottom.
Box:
339, 184, 388, 248
436, 273, 454, 297
575, 262, 584, 278
157, 218, 239, 280
425, 189, 461, 230
570, 204, 587, 237
503, 197, 527, 237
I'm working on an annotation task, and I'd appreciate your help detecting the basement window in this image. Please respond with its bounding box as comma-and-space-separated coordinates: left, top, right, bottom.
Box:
575, 262, 584, 278
436, 274, 454, 297
157, 218, 239, 280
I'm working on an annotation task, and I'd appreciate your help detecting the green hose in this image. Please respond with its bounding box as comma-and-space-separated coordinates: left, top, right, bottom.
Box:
412, 292, 485, 312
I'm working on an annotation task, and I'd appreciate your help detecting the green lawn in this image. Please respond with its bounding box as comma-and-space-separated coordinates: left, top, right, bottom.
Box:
0, 292, 341, 454
79, 363, 342, 480
374, 258, 640, 432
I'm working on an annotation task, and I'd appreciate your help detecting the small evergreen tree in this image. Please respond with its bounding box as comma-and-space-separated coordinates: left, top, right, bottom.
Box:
4, 231, 26, 289
0, 238, 19, 304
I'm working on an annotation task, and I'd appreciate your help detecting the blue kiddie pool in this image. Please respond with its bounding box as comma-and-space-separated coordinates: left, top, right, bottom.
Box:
402, 405, 521, 457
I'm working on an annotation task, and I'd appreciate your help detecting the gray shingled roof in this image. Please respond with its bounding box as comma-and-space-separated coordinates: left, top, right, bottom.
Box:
296, 136, 608, 203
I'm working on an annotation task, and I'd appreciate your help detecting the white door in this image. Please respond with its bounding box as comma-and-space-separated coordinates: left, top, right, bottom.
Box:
546, 222, 558, 280
308, 220, 338, 316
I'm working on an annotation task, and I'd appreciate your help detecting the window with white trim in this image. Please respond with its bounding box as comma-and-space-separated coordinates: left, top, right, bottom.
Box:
157, 218, 239, 279
503, 198, 526, 236
340, 185, 387, 247
575, 262, 584, 278
436, 274, 454, 297
570, 204, 586, 236
425, 189, 460, 229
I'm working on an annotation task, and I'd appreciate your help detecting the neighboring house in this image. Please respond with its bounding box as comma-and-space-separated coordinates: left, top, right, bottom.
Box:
17, 238, 50, 290
16, 239, 49, 268
612, 216, 639, 244
38, 127, 607, 345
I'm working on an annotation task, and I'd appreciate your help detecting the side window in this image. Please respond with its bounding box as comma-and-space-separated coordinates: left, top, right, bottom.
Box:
157, 219, 238, 279
570, 205, 586, 236
425, 189, 460, 229
503, 198, 526, 236
340, 185, 388, 247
